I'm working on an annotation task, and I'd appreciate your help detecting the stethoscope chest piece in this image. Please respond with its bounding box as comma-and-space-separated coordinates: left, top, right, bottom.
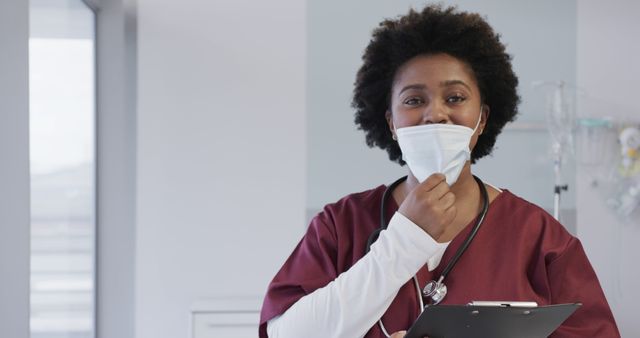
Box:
423, 279, 447, 305
369, 175, 489, 337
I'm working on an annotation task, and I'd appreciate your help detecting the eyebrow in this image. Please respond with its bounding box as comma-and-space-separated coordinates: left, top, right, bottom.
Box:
398, 80, 472, 95
441, 79, 472, 91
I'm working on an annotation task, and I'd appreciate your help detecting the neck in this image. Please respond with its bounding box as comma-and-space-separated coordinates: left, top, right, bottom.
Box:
395, 163, 482, 241
396, 162, 480, 213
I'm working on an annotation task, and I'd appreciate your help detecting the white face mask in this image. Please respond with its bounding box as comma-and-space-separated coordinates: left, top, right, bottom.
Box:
394, 110, 482, 185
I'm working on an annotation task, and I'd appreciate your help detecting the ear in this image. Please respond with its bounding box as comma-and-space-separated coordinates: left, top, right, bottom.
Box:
385, 110, 397, 140
479, 104, 490, 135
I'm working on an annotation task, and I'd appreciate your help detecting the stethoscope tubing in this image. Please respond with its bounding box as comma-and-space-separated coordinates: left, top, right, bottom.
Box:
366, 175, 489, 337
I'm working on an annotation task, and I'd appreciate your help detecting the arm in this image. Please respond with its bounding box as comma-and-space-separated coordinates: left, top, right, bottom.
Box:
547, 238, 620, 338
267, 212, 447, 338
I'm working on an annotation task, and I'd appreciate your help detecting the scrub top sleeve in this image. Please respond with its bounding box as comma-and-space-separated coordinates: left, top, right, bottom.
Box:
259, 212, 339, 335
547, 238, 620, 338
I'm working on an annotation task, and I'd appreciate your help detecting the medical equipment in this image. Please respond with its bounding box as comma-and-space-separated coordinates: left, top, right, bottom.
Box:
575, 118, 615, 186
533, 81, 576, 221
607, 180, 640, 219
365, 175, 489, 337
618, 126, 640, 176
606, 126, 640, 220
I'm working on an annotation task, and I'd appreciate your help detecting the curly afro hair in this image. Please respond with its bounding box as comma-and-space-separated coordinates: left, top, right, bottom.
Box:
352, 4, 520, 165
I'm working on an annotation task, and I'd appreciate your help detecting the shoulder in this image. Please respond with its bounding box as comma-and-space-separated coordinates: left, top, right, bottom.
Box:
310, 185, 387, 237
495, 190, 570, 234
306, 185, 387, 264
492, 190, 576, 261
318, 185, 387, 222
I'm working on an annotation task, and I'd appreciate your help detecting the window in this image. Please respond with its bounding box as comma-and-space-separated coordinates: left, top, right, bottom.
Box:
29, 1, 96, 337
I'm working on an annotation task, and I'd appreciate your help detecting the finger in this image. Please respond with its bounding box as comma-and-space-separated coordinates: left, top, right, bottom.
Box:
443, 204, 457, 226
441, 191, 456, 209
427, 178, 452, 200
390, 331, 407, 338
421, 173, 446, 191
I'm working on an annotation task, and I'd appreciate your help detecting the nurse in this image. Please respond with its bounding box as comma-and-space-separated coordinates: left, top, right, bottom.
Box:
260, 4, 619, 338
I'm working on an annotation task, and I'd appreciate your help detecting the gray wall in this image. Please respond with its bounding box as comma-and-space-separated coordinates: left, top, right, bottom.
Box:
306, 0, 577, 224
0, 1, 30, 337
576, 1, 640, 336
96, 0, 137, 338
134, 0, 306, 337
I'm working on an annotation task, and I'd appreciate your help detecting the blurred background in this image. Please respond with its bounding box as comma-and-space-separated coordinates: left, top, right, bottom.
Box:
1, 0, 639, 337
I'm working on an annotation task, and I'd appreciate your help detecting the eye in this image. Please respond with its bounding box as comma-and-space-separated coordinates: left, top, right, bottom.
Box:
446, 94, 467, 104
404, 97, 424, 106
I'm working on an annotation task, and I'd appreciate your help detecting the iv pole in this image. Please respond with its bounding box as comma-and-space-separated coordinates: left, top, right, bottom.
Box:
552, 142, 568, 220
552, 81, 568, 220
535, 80, 573, 221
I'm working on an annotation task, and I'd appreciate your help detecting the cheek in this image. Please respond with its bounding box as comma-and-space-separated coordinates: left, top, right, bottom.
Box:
391, 108, 422, 128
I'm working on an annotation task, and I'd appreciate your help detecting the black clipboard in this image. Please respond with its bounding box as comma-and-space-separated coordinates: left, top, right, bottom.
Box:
404, 303, 581, 338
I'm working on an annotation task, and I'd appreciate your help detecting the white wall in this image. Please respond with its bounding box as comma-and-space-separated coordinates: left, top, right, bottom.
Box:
576, 1, 640, 336
130, 1, 640, 337
135, 1, 306, 338
306, 0, 577, 224
0, 1, 30, 337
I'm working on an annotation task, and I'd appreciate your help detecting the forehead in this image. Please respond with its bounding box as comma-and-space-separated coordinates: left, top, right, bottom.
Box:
392, 53, 479, 92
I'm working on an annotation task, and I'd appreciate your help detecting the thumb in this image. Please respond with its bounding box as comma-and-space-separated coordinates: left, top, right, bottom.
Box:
390, 331, 407, 338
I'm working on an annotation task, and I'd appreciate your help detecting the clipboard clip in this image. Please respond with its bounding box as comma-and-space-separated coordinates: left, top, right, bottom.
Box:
468, 301, 539, 307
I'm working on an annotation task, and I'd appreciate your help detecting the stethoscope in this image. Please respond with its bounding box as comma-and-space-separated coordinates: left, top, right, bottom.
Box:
365, 175, 489, 337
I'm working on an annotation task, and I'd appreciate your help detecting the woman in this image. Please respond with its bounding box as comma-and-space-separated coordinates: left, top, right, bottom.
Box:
260, 4, 619, 338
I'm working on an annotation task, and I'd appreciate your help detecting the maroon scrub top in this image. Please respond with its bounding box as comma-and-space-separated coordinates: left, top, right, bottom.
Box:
260, 185, 620, 337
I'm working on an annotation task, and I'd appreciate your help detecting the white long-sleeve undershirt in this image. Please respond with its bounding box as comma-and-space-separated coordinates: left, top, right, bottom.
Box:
266, 212, 450, 338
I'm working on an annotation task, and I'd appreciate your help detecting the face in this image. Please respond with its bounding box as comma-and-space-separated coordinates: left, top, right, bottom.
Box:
386, 53, 489, 150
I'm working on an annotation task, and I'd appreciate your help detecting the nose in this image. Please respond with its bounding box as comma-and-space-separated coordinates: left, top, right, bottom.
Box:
422, 102, 449, 124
